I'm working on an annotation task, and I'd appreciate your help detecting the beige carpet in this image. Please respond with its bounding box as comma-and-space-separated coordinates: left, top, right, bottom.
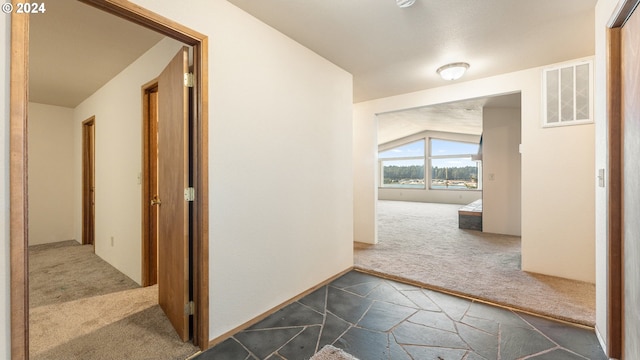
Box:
354, 200, 596, 327
29, 240, 199, 360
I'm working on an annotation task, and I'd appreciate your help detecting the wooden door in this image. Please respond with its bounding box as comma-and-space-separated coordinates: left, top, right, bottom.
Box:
621, 6, 640, 358
157, 47, 191, 341
82, 117, 95, 246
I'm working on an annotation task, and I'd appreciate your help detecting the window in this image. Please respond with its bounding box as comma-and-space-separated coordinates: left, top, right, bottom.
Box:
543, 61, 592, 127
378, 140, 425, 189
430, 139, 480, 190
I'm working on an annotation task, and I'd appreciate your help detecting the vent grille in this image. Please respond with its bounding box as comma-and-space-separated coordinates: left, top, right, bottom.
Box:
543, 61, 592, 127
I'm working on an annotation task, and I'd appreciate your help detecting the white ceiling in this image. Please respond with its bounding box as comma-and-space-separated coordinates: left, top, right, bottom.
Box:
29, 0, 595, 143
29, 0, 164, 108
225, 0, 593, 143
227, 0, 596, 103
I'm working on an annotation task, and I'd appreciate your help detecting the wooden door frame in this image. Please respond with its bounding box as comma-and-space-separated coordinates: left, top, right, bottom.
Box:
606, 0, 639, 358
142, 81, 159, 287
9, 0, 210, 356
82, 117, 96, 246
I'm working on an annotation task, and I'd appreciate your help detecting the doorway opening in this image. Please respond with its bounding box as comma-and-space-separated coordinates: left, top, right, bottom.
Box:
82, 117, 96, 246
142, 83, 159, 287
9, 1, 210, 358
606, 0, 640, 357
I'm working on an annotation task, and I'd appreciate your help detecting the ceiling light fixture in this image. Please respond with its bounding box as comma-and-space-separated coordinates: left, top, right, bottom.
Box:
437, 62, 470, 81
396, 0, 416, 8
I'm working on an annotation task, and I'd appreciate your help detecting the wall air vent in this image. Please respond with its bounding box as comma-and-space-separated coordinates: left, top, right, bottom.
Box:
542, 60, 593, 128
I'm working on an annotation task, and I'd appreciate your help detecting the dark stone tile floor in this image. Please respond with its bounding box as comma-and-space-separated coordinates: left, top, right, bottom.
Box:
194, 271, 606, 360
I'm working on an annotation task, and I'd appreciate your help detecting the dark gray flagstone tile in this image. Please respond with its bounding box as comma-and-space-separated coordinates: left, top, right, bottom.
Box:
265, 354, 285, 360
234, 327, 303, 359
365, 282, 418, 307
466, 302, 531, 328
516, 312, 608, 360
329, 271, 381, 289
499, 325, 555, 360
298, 286, 327, 315
386, 279, 420, 291
334, 327, 389, 360
527, 348, 590, 360
403, 345, 468, 360
357, 301, 416, 332
248, 301, 323, 330
193, 337, 251, 360
327, 287, 372, 324
457, 322, 499, 360
393, 321, 468, 349
277, 325, 321, 360
408, 309, 457, 332
461, 314, 499, 335
388, 334, 412, 360
423, 289, 471, 321
318, 312, 351, 348
195, 271, 606, 360
344, 281, 381, 297
402, 289, 441, 311
465, 350, 491, 360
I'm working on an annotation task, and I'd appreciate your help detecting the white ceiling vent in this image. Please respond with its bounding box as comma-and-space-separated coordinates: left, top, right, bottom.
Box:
542, 60, 593, 127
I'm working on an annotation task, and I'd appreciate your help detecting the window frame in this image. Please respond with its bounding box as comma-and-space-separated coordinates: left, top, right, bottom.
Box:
428, 137, 482, 191
378, 139, 426, 189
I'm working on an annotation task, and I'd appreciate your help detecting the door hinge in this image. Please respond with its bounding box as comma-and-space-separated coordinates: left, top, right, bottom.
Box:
184, 187, 195, 202
184, 301, 195, 316
184, 72, 194, 88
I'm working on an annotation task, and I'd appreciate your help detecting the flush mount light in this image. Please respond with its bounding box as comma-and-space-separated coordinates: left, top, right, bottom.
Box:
396, 0, 416, 8
437, 62, 470, 81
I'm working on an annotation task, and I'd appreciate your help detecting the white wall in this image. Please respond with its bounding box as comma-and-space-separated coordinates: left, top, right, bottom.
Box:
130, 0, 354, 341
28, 103, 76, 245
354, 58, 595, 283
520, 75, 595, 284
1, 12, 11, 360
73, 37, 184, 284
377, 130, 482, 205
482, 107, 521, 236
594, 0, 619, 351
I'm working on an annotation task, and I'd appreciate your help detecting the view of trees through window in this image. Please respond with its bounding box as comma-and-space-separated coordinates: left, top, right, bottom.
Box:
430, 139, 480, 190
379, 140, 425, 188
378, 138, 481, 190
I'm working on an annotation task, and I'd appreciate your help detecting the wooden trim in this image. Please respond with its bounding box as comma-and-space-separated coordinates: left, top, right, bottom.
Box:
607, 28, 623, 358
605, 1, 640, 356
607, 26, 623, 360
192, 36, 210, 350
9, 3, 29, 359
79, 0, 206, 46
